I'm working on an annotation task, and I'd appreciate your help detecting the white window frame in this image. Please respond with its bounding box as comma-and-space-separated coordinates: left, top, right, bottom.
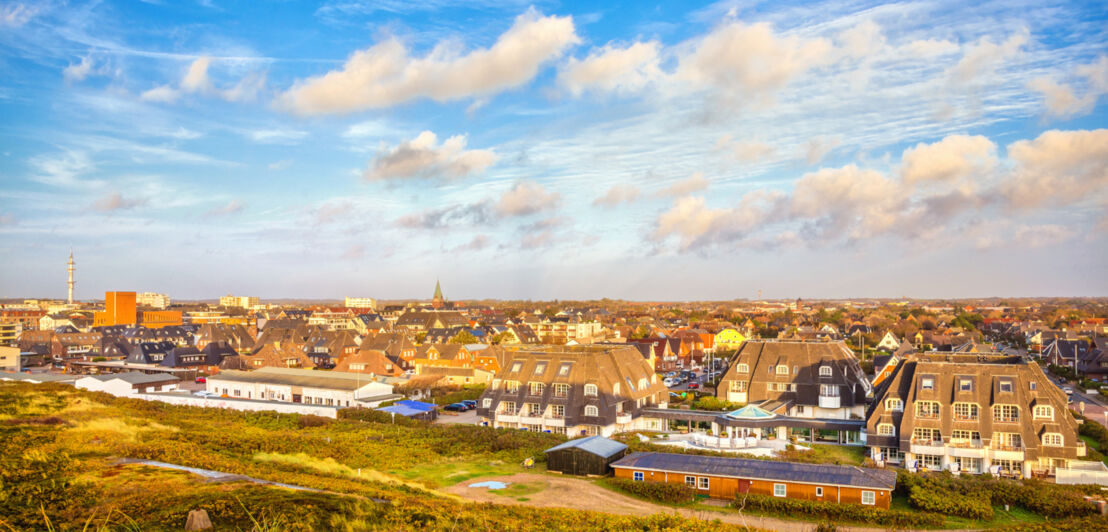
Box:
584, 405, 598, 417
633, 471, 644, 481
1033, 405, 1053, 420
698, 477, 709, 490
773, 483, 786, 497
584, 384, 597, 396
685, 475, 696, 488
737, 363, 749, 373
921, 377, 934, 390
815, 487, 824, 497
861, 491, 875, 505
1043, 433, 1063, 447
819, 366, 832, 377
886, 398, 903, 411
776, 365, 789, 375
877, 423, 895, 436
482, 398, 491, 408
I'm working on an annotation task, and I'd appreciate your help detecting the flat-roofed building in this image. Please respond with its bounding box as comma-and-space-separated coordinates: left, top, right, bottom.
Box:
866, 353, 1084, 478
344, 297, 377, 310
206, 367, 398, 407
477, 345, 668, 437
75, 371, 180, 396
716, 340, 871, 419
136, 292, 170, 309
611, 452, 896, 508
93, 291, 137, 327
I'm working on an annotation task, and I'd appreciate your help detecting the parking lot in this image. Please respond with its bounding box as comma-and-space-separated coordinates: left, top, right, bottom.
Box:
434, 409, 479, 425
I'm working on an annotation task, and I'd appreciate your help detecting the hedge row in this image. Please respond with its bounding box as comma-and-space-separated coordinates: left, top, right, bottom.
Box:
909, 484, 993, 520
898, 471, 1098, 520
606, 478, 697, 505
731, 493, 945, 528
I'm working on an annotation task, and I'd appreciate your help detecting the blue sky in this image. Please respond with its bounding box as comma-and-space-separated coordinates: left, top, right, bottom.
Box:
0, 0, 1105, 301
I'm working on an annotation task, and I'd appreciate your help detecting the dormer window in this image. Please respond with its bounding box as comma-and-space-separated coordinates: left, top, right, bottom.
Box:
558, 362, 572, 376
819, 366, 832, 377
958, 378, 972, 392
999, 380, 1013, 393
1033, 405, 1054, 420
921, 377, 935, 390
776, 365, 789, 375
737, 363, 749, 373
510, 361, 522, 373
534, 362, 547, 376
584, 384, 597, 396
886, 398, 903, 411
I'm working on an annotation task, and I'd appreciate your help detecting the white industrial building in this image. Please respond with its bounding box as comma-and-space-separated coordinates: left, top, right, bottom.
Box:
206, 367, 398, 408
75, 372, 181, 396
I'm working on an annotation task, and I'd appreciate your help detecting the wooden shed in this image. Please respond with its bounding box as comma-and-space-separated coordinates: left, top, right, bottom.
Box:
544, 436, 628, 476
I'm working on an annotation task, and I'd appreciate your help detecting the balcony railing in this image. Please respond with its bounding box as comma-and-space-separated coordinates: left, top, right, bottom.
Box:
953, 414, 979, 421
916, 412, 940, 419
950, 440, 984, 448
911, 438, 942, 446
991, 443, 1023, 452
993, 416, 1019, 423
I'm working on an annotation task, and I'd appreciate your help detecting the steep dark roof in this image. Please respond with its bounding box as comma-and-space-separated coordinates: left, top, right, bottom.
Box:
611, 452, 896, 490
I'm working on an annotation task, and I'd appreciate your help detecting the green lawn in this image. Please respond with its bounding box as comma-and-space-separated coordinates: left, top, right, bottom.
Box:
389, 459, 533, 488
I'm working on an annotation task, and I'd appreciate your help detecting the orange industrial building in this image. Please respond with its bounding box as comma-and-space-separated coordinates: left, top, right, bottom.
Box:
93, 291, 182, 328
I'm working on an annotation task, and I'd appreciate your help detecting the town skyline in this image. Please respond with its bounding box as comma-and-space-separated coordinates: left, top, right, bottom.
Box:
1, 0, 1106, 300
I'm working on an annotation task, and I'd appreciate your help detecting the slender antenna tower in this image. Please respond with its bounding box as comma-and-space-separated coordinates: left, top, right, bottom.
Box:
67, 249, 75, 304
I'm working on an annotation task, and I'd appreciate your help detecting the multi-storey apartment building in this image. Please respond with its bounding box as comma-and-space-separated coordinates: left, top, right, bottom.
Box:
866, 353, 1084, 478
716, 340, 872, 419
477, 345, 668, 437
136, 292, 171, 309
219, 295, 260, 309
533, 319, 603, 344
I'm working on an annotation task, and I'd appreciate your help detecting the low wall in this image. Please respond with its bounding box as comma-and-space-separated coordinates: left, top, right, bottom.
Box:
133, 392, 340, 418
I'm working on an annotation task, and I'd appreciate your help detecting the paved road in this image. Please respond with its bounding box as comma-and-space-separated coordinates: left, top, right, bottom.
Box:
1070, 389, 1108, 428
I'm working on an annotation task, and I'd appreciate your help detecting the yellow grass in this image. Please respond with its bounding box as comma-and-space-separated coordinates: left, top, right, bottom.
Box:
69, 418, 179, 442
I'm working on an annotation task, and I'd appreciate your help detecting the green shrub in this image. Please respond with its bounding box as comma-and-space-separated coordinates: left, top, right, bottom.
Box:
732, 493, 944, 528
909, 484, 993, 520
606, 478, 697, 504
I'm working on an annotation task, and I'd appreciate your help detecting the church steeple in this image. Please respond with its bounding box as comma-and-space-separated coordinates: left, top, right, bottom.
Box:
432, 279, 445, 309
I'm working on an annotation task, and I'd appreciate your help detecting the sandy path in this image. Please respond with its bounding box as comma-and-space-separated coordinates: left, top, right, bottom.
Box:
445, 473, 910, 532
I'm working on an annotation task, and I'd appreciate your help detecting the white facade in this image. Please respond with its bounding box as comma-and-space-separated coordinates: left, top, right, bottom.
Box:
206, 372, 394, 408
0, 346, 19, 371
344, 297, 377, 309
134, 393, 342, 418
137, 292, 171, 309
219, 295, 260, 309
75, 375, 180, 396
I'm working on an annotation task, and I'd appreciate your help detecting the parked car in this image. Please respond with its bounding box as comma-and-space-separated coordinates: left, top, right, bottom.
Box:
687, 382, 700, 390
195, 377, 207, 384
443, 403, 468, 412
461, 400, 477, 410
1063, 386, 1074, 395
193, 391, 216, 398
663, 377, 676, 387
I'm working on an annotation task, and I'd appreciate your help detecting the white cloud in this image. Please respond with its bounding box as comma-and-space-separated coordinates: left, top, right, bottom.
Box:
1029, 55, 1108, 119
662, 172, 709, 196
717, 135, 775, 162
206, 200, 244, 216
93, 192, 146, 212
267, 159, 293, 171
496, 181, 560, 216
343, 119, 394, 139
1005, 129, 1108, 208
947, 31, 1027, 86
803, 137, 839, 165
837, 20, 885, 60
558, 41, 661, 96
279, 9, 579, 114
63, 55, 94, 83
364, 130, 495, 181
903, 39, 959, 58
1014, 224, 1070, 248
247, 129, 308, 144
142, 57, 266, 104
28, 151, 102, 188
652, 192, 781, 250
593, 184, 640, 207
140, 85, 179, 103
790, 164, 902, 239
676, 21, 832, 98
1, 3, 35, 27
900, 134, 996, 185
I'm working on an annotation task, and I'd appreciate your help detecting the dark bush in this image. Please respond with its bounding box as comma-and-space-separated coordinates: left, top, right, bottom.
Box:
733, 493, 944, 528
296, 415, 331, 428
607, 478, 697, 504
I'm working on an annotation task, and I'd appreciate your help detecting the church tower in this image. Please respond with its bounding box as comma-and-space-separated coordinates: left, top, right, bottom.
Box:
432, 280, 445, 309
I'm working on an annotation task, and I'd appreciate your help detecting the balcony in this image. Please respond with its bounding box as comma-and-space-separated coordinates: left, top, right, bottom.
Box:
726, 391, 748, 403
543, 417, 565, 427
910, 440, 945, 455
952, 414, 979, 422
993, 416, 1019, 424
520, 415, 544, 425
949, 444, 986, 458
818, 395, 841, 409
990, 445, 1025, 461
616, 413, 633, 424
497, 414, 520, 423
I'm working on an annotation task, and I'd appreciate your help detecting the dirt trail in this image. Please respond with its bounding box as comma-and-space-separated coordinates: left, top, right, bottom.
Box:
446, 473, 957, 532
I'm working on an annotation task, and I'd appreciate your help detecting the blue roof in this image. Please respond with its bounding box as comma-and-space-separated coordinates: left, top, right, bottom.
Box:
378, 405, 426, 417
544, 435, 628, 458
394, 400, 436, 412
